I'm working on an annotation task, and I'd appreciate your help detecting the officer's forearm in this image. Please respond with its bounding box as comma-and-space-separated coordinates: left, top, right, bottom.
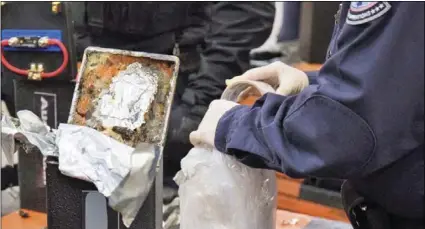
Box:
215, 85, 375, 179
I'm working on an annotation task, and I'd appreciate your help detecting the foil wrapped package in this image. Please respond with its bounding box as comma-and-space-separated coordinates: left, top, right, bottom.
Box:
69, 47, 179, 147
92, 62, 158, 129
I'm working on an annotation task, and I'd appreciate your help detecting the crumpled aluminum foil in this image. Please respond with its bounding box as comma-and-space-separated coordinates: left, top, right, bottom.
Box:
92, 62, 158, 130
1, 110, 158, 227
1, 114, 19, 166
1, 110, 58, 165
109, 143, 159, 227
56, 124, 133, 196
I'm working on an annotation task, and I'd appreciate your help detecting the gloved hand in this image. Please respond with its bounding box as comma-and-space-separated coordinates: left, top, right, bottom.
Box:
226, 61, 309, 95
189, 100, 239, 147
190, 62, 309, 148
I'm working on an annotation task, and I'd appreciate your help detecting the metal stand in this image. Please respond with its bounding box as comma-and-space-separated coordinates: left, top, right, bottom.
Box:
46, 154, 163, 229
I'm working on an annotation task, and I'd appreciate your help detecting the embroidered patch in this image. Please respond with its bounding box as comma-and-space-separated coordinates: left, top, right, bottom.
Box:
346, 2, 391, 25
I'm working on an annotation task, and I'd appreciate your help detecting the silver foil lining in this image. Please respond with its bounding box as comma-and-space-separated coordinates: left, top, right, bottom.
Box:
91, 62, 158, 130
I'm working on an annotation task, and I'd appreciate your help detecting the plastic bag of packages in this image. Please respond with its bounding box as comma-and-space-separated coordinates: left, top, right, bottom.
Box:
174, 80, 277, 229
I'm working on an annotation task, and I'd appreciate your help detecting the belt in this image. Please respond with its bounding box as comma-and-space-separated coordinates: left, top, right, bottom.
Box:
341, 181, 424, 229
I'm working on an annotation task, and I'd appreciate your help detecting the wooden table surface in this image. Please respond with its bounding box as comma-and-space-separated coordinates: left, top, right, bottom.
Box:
292, 62, 322, 72
2, 209, 330, 229
1, 210, 47, 229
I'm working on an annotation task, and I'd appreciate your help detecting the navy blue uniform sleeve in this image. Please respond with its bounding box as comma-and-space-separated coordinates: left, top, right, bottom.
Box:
305, 71, 318, 85
215, 2, 424, 179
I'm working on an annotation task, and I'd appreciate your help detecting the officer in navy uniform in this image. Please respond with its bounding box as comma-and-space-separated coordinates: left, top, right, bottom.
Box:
190, 2, 424, 229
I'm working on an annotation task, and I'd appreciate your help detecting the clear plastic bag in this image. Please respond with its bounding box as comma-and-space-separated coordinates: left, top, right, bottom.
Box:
175, 80, 277, 229
174, 147, 277, 229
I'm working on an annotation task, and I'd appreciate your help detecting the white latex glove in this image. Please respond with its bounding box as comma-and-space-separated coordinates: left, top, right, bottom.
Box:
189, 100, 239, 148
226, 61, 309, 96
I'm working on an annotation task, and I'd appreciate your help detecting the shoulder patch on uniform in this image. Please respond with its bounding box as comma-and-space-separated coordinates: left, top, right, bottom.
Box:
346, 2, 391, 25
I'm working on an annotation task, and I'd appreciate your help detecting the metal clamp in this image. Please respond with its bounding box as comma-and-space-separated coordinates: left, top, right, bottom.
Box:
6, 36, 49, 48
38, 36, 49, 47
28, 63, 44, 80
52, 2, 61, 14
